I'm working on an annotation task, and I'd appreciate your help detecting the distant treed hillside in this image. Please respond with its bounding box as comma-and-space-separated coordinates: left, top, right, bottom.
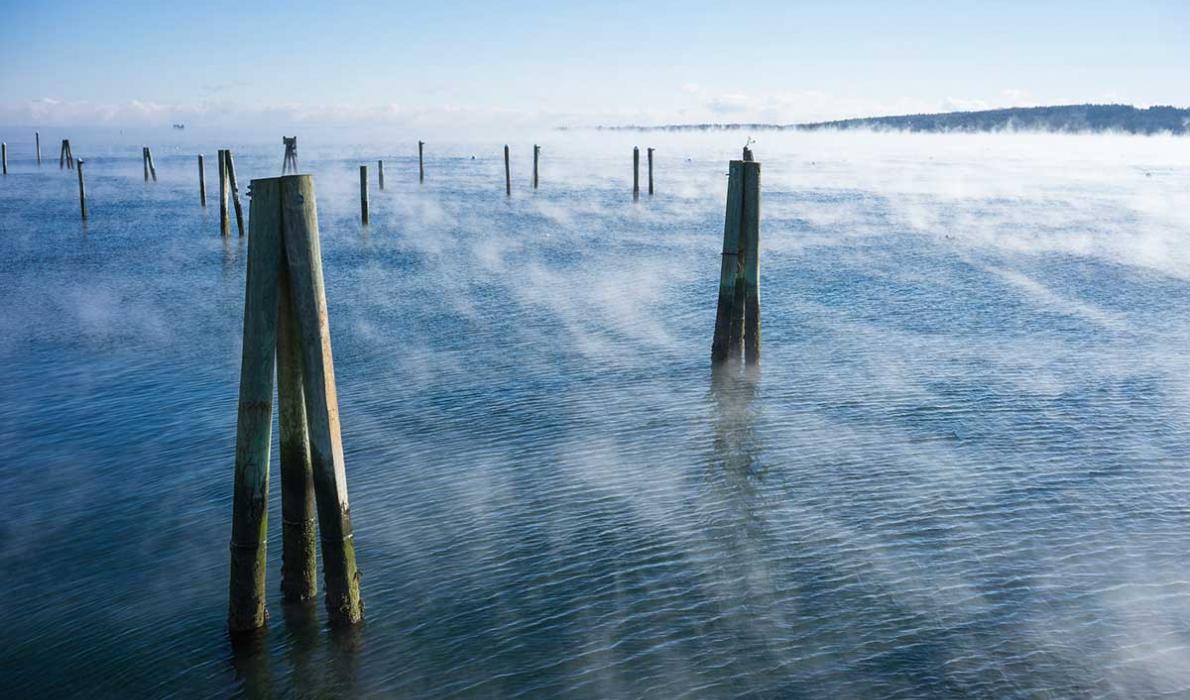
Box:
596, 105, 1189, 135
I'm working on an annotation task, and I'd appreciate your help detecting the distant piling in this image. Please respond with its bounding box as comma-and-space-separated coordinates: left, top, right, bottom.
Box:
711, 153, 761, 364
378, 160, 384, 190
282, 137, 298, 174
647, 148, 654, 195
142, 146, 157, 182
533, 145, 540, 189
77, 158, 87, 220
228, 174, 365, 632
633, 147, 640, 200
198, 155, 207, 206
60, 139, 74, 170
359, 165, 369, 225
2, 143, 6, 175
504, 145, 511, 196
226, 150, 246, 237
418, 141, 424, 183
218, 150, 230, 236
35, 132, 41, 166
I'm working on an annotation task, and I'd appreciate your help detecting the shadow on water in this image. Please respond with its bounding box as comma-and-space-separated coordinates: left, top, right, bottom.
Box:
228, 628, 273, 699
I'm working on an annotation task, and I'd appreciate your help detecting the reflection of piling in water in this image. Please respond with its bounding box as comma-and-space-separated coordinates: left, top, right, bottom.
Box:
711, 150, 761, 364
228, 174, 364, 633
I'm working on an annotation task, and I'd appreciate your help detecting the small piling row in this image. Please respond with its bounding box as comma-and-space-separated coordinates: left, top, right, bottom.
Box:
229, 174, 364, 633
711, 151, 761, 364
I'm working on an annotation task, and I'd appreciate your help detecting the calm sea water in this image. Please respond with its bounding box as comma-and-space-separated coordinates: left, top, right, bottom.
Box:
1, 130, 1189, 698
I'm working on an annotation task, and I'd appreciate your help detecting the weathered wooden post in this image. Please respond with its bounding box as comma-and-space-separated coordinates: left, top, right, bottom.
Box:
504, 145, 511, 196
219, 150, 230, 236
633, 147, 640, 200
359, 165, 369, 225
35, 132, 41, 166
77, 158, 87, 220
2, 143, 7, 175
418, 141, 424, 183
226, 150, 246, 237
377, 160, 384, 190
229, 173, 365, 632
647, 147, 654, 195
711, 154, 761, 364
533, 145, 539, 189
142, 147, 158, 182
198, 155, 207, 206
280, 174, 364, 626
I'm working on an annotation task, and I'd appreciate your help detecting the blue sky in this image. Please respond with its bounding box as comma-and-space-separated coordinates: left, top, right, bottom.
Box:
0, 0, 1185, 127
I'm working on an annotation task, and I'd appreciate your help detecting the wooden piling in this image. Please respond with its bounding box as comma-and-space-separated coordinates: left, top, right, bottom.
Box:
147, 147, 158, 182
647, 148, 654, 195
533, 145, 539, 189
282, 137, 298, 174
359, 165, 369, 225
227, 177, 284, 633
77, 158, 88, 220
633, 147, 640, 200
226, 150, 246, 237
143, 147, 150, 181
219, 150, 230, 236
377, 160, 384, 190
741, 161, 761, 363
66, 140, 74, 169
504, 145, 511, 196
198, 155, 207, 207
418, 141, 424, 183
60, 139, 74, 170
35, 132, 41, 166
2, 143, 7, 175
278, 259, 318, 603
279, 174, 364, 626
60, 140, 66, 169
711, 158, 761, 364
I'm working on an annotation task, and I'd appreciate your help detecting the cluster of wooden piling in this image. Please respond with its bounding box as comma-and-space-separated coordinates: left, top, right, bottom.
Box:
711, 150, 761, 364
59, 139, 74, 170
633, 146, 656, 199
282, 137, 299, 174
229, 174, 363, 633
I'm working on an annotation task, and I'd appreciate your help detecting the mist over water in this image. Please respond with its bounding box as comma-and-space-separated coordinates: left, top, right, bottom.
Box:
1, 129, 1189, 697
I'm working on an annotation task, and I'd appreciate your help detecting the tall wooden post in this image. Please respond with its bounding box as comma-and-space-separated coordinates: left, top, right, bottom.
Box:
35, 132, 40, 166
219, 150, 230, 236
60, 140, 66, 169
229, 174, 364, 631
418, 141, 424, 183
278, 260, 318, 603
633, 147, 640, 200
711, 157, 761, 364
226, 150, 246, 237
198, 155, 207, 207
533, 145, 539, 189
279, 175, 364, 626
377, 160, 384, 190
227, 177, 284, 633
647, 148, 654, 195
359, 165, 369, 225
143, 147, 150, 181
504, 145, 511, 196
77, 159, 87, 220
2, 143, 7, 175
